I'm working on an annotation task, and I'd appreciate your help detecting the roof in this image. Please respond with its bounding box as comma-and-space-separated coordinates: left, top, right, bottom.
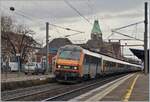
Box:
83, 48, 141, 68
60, 45, 82, 51
130, 48, 149, 61
49, 38, 72, 48
38, 38, 72, 54
91, 20, 102, 35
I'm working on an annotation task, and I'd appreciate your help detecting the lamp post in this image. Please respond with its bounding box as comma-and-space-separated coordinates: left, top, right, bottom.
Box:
46, 22, 49, 73
144, 2, 148, 74
10, 7, 21, 76
16, 53, 21, 76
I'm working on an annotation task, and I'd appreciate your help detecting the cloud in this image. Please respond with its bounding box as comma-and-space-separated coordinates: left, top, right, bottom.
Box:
1, 0, 147, 44
1, 0, 144, 19
99, 11, 143, 19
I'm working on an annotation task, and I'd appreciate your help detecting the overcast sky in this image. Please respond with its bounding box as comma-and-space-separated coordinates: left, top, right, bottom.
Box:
1, 0, 150, 58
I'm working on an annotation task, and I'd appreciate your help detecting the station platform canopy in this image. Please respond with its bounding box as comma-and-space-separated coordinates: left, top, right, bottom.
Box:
130, 48, 149, 61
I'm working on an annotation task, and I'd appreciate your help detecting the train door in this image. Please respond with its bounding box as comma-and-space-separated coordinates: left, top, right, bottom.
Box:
96, 58, 101, 76
101, 59, 104, 73
101, 60, 108, 74
89, 56, 98, 78
82, 55, 90, 78
82, 55, 101, 79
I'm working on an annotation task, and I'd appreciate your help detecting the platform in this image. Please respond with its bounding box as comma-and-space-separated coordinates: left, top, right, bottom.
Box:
70, 72, 149, 101
1, 72, 54, 83
101, 73, 149, 101
1, 72, 54, 91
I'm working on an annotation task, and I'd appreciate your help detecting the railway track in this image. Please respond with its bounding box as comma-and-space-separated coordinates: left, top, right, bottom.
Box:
2, 78, 97, 101
42, 73, 128, 101
1, 82, 65, 101
2, 73, 131, 101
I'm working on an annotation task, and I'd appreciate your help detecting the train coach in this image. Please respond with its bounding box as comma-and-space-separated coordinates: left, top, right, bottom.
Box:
53, 45, 142, 82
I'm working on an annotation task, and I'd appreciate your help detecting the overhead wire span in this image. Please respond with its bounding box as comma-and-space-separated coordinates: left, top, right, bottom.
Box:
64, 0, 92, 25
64, 32, 82, 38
86, 0, 93, 20
111, 31, 144, 42
112, 21, 144, 31
106, 21, 144, 41
64, 0, 107, 39
1, 6, 84, 34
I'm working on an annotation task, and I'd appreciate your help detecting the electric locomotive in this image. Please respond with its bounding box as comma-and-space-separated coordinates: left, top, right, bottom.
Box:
53, 45, 141, 83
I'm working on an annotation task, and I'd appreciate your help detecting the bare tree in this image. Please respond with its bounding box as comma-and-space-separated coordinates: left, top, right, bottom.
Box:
1, 15, 38, 70
1, 16, 13, 32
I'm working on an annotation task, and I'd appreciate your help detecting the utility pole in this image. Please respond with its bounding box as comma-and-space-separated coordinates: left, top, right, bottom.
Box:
46, 22, 49, 73
144, 2, 148, 74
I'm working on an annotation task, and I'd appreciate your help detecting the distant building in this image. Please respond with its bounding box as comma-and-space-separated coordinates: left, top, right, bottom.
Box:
102, 41, 122, 58
86, 20, 103, 52
86, 20, 122, 59
91, 20, 103, 41
36, 38, 72, 64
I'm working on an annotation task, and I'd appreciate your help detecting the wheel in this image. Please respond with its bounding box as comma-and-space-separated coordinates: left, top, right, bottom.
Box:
95, 74, 100, 78
42, 71, 45, 75
87, 74, 91, 79
35, 69, 39, 75
82, 74, 90, 81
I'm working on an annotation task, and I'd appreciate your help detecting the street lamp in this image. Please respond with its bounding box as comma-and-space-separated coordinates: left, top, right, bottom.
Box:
10, 7, 15, 11
9, 7, 21, 75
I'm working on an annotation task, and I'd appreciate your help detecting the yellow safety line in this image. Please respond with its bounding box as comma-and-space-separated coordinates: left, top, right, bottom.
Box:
122, 74, 139, 102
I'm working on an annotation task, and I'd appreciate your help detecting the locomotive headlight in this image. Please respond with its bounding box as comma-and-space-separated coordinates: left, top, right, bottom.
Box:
58, 65, 61, 68
74, 66, 78, 70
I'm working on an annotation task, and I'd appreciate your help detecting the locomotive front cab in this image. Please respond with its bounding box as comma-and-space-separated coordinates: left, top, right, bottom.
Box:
54, 45, 83, 82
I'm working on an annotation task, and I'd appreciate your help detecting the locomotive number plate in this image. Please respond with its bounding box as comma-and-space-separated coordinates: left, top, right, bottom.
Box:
64, 66, 70, 69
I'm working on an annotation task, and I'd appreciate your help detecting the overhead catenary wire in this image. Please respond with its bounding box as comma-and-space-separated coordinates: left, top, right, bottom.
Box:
112, 21, 144, 31
1, 6, 84, 34
111, 31, 144, 42
64, 0, 92, 25
89, 0, 112, 33
106, 21, 144, 41
64, 0, 104, 36
86, 0, 93, 21
64, 32, 82, 37
64, 0, 101, 33
1, 5, 86, 46
84, 0, 113, 37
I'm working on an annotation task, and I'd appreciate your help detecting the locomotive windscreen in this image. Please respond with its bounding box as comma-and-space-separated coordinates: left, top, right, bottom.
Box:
58, 45, 82, 60
58, 50, 80, 60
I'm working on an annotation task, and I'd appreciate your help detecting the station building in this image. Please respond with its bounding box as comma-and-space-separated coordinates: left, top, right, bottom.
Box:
84, 20, 122, 59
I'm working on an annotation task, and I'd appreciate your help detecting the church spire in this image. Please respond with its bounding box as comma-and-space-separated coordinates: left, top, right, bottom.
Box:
91, 20, 102, 40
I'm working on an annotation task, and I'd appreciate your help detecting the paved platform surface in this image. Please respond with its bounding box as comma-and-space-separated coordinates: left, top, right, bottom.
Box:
101, 73, 149, 101
1, 72, 54, 83
70, 72, 149, 101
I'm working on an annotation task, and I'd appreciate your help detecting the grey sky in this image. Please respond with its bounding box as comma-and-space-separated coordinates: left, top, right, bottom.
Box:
1, 0, 150, 58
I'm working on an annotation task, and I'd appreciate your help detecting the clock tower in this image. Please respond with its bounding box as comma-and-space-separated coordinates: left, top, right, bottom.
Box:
91, 20, 102, 41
